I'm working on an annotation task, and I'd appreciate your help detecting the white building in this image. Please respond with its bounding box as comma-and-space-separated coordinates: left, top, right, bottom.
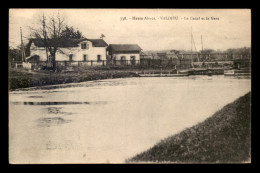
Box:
26, 38, 108, 65
106, 44, 142, 65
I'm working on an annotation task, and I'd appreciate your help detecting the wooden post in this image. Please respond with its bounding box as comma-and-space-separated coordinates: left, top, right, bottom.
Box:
91, 60, 93, 66
20, 27, 26, 62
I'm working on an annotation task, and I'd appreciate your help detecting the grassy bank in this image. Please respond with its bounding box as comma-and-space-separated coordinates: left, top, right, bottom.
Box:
8, 68, 140, 90
9, 66, 233, 90
127, 92, 251, 163
8, 67, 185, 90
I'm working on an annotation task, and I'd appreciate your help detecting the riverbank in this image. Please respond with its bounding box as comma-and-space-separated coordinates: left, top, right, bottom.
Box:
9, 67, 232, 90
127, 92, 251, 163
9, 68, 140, 90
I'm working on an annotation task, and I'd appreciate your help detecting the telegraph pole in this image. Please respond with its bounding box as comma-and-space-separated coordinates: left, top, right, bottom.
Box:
20, 27, 26, 62
42, 13, 49, 61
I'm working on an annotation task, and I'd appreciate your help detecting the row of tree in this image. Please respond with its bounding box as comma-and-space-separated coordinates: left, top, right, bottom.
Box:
199, 47, 251, 56
145, 47, 251, 56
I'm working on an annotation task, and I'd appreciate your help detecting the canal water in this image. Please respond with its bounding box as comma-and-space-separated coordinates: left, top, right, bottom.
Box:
9, 75, 251, 163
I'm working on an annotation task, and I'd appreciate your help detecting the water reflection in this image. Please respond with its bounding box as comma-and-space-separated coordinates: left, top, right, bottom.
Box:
37, 117, 72, 127
11, 101, 107, 105
27, 96, 43, 98
46, 107, 74, 115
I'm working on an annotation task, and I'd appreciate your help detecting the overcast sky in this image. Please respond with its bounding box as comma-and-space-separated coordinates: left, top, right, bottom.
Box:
9, 9, 251, 51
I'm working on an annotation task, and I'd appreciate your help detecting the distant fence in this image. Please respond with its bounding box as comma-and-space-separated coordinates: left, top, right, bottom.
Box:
140, 59, 192, 68
10, 58, 238, 71
27, 59, 193, 70
11, 59, 233, 70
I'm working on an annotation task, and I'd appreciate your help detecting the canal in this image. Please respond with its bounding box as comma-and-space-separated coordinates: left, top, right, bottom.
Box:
9, 75, 251, 163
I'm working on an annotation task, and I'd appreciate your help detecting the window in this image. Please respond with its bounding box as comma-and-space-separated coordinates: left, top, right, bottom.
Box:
130, 56, 136, 65
121, 56, 126, 65
81, 43, 89, 49
97, 55, 102, 61
83, 54, 88, 61
69, 54, 73, 61
130, 56, 136, 61
81, 43, 86, 49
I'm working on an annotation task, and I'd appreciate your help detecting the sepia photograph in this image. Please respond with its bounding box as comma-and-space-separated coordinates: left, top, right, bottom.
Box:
8, 8, 251, 164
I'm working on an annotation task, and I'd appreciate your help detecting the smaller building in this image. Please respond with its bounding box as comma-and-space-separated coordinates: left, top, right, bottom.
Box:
107, 44, 142, 65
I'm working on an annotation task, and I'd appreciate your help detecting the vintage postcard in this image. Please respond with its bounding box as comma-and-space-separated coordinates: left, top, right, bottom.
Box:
9, 8, 251, 164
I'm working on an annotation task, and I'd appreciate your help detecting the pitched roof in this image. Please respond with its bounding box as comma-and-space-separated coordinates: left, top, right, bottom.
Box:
30, 38, 108, 48
88, 39, 108, 47
107, 44, 142, 51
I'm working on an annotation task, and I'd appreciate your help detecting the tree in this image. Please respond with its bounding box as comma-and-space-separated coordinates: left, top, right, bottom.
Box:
200, 49, 215, 54
9, 46, 22, 62
9, 43, 30, 63
224, 47, 251, 59
60, 26, 85, 39
30, 12, 66, 70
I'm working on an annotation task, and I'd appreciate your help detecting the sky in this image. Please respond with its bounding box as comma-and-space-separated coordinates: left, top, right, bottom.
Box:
9, 9, 251, 51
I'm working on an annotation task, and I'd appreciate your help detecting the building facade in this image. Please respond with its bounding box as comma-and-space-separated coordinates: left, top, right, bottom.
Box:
27, 38, 108, 65
106, 44, 142, 65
